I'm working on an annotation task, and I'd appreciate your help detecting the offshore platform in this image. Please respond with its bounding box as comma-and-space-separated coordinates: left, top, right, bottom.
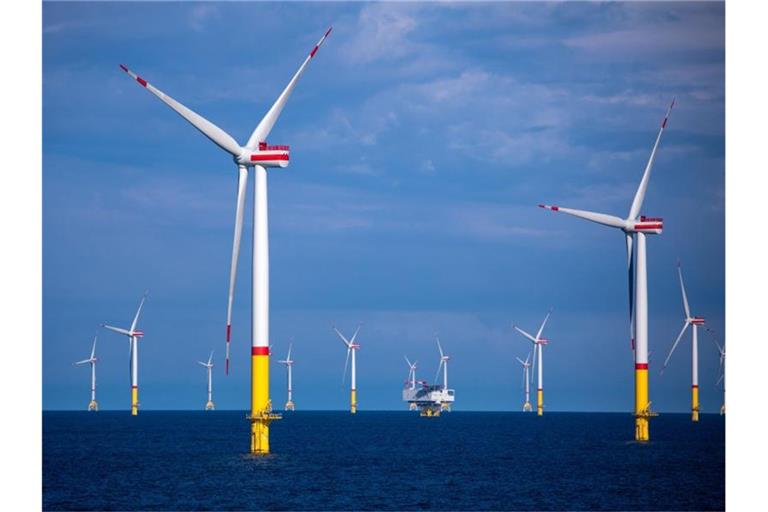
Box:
402, 339, 455, 416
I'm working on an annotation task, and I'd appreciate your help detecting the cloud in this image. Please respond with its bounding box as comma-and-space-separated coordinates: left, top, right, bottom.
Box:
188, 4, 220, 32
341, 2, 420, 64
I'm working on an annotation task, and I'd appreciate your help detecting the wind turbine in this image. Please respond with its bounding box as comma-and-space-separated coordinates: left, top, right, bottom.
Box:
334, 325, 361, 414
661, 261, 706, 421
515, 352, 533, 412
539, 101, 674, 440
513, 311, 551, 416
102, 292, 148, 416
404, 356, 418, 410
120, 27, 331, 453
197, 351, 215, 411
74, 336, 99, 411
435, 338, 452, 411
707, 327, 726, 415
277, 343, 295, 411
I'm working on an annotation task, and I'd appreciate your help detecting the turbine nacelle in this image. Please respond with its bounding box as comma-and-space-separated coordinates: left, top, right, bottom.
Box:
132, 330, 144, 338
629, 216, 663, 235
235, 142, 290, 168
536, 338, 549, 345
689, 316, 706, 325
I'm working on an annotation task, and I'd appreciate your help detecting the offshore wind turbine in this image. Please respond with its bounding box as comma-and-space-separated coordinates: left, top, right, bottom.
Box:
334, 325, 361, 414
74, 336, 99, 411
539, 101, 674, 440
102, 292, 148, 416
404, 356, 418, 410
277, 343, 295, 411
707, 328, 726, 415
197, 351, 215, 411
435, 338, 452, 411
661, 262, 705, 421
120, 27, 331, 453
515, 352, 533, 412
513, 311, 551, 416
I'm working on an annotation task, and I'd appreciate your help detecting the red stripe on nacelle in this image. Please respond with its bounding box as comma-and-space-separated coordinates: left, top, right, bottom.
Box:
137, 77, 147, 87
252, 346, 270, 356
250, 154, 289, 162
634, 223, 663, 229
635, 363, 649, 370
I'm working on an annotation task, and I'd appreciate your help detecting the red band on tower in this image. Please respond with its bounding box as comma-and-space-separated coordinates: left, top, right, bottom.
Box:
252, 346, 270, 356
635, 363, 649, 370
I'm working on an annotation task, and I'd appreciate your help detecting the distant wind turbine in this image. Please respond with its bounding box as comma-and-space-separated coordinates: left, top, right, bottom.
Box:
277, 343, 295, 411
515, 351, 533, 412
74, 336, 99, 412
513, 310, 551, 416
334, 325, 361, 414
197, 351, 215, 411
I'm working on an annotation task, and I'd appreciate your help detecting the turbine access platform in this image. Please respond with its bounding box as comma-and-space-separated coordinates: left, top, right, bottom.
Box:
403, 382, 455, 417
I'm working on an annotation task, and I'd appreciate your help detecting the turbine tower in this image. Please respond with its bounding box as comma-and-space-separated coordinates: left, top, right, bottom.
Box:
539, 101, 674, 440
661, 261, 705, 421
708, 328, 726, 415
74, 336, 99, 411
277, 343, 295, 411
515, 352, 533, 412
435, 338, 451, 411
513, 311, 551, 416
197, 351, 215, 411
120, 28, 331, 453
404, 356, 418, 410
334, 325, 361, 414
102, 292, 148, 416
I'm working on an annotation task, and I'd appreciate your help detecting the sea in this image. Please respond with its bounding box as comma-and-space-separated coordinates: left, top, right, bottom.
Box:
43, 411, 724, 511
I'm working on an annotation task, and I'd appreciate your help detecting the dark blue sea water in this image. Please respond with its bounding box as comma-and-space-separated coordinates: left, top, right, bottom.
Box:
43, 411, 724, 511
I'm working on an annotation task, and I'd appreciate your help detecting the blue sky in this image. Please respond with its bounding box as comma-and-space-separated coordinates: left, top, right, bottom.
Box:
43, 1, 724, 412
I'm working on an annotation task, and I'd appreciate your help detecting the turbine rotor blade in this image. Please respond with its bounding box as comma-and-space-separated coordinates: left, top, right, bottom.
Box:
246, 27, 333, 149
661, 321, 691, 372
628, 99, 675, 220
334, 327, 352, 348
342, 346, 351, 384
225, 166, 249, 376
74, 359, 91, 366
287, 343, 293, 361
350, 324, 362, 344
513, 325, 537, 343
535, 310, 551, 341
677, 261, 691, 319
538, 205, 626, 229
119, 64, 243, 157
102, 324, 131, 337
90, 336, 97, 360
130, 292, 148, 333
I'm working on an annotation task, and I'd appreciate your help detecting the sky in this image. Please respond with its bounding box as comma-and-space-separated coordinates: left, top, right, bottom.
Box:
42, 1, 725, 413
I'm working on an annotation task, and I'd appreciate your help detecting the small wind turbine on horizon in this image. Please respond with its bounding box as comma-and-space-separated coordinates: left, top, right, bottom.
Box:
120, 27, 332, 454
661, 261, 706, 422
513, 310, 551, 416
538, 100, 674, 440
74, 336, 99, 412
334, 325, 361, 414
707, 327, 726, 415
197, 351, 215, 411
435, 337, 452, 411
277, 343, 295, 411
404, 356, 418, 410
515, 351, 533, 412
101, 292, 148, 416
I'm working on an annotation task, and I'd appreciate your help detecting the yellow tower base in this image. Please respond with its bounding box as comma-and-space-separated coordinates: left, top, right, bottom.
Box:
131, 386, 138, 416
691, 385, 699, 422
523, 401, 532, 412
634, 365, 657, 441
250, 350, 281, 454
205, 400, 215, 411
350, 389, 357, 414
420, 405, 441, 417
537, 389, 543, 416
88, 400, 98, 412
441, 402, 451, 412
285, 400, 295, 411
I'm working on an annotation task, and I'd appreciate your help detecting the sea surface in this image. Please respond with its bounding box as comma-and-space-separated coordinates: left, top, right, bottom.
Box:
43, 411, 724, 511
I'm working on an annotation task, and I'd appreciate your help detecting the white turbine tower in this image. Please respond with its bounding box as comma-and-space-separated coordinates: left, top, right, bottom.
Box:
539, 101, 674, 440
197, 351, 215, 411
515, 351, 533, 412
120, 27, 332, 453
74, 336, 99, 411
661, 261, 706, 421
102, 292, 148, 416
435, 338, 452, 411
334, 325, 361, 414
513, 311, 551, 416
404, 356, 418, 410
277, 343, 295, 411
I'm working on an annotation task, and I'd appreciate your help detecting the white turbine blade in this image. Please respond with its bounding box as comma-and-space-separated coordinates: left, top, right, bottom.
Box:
530, 344, 538, 384
538, 204, 625, 229
245, 27, 333, 149
677, 261, 691, 319
404, 355, 412, 368
119, 64, 243, 157
287, 343, 293, 361
628, 99, 675, 219
90, 336, 97, 360
515, 356, 526, 366
208, 350, 214, 366
661, 321, 691, 372
535, 310, 551, 341
716, 373, 724, 386
197, 361, 208, 367
74, 359, 91, 366
225, 166, 248, 376
102, 324, 131, 337
130, 292, 148, 333
525, 350, 531, 366
436, 337, 444, 358
342, 346, 351, 384
350, 324, 362, 344
434, 360, 443, 385
513, 325, 537, 344
334, 327, 352, 348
